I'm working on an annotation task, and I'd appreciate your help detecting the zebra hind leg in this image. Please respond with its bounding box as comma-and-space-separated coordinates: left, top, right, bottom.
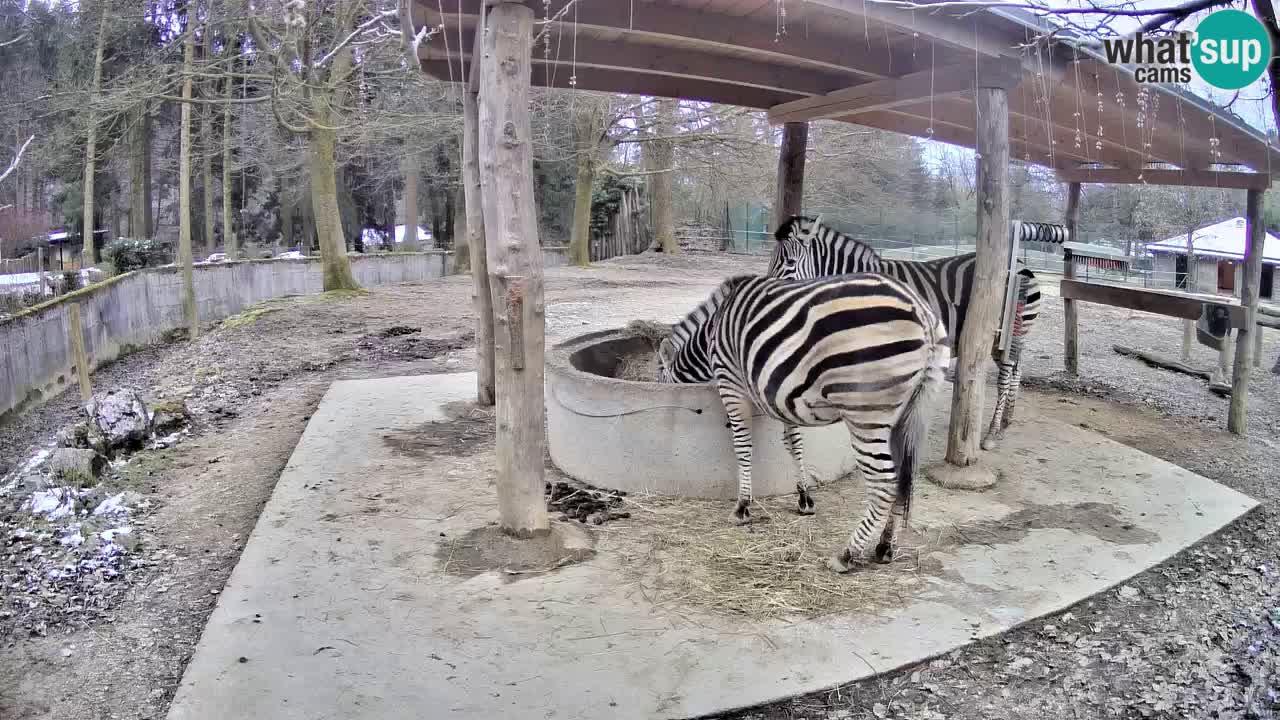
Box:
981, 356, 1015, 451
828, 420, 897, 573
1001, 359, 1023, 430
718, 389, 756, 525
874, 498, 907, 564
782, 424, 815, 515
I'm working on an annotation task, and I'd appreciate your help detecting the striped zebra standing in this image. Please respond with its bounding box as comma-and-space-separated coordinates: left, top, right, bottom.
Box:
768, 215, 1040, 450
654, 273, 951, 572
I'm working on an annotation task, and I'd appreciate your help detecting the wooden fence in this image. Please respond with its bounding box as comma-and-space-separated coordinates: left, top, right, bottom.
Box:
589, 183, 652, 262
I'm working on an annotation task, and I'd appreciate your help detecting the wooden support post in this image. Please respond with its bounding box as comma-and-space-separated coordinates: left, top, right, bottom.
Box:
37, 246, 46, 298
930, 85, 1010, 489
1062, 182, 1081, 376
478, 2, 549, 536
463, 12, 496, 406
1254, 323, 1263, 368
67, 303, 92, 403
774, 122, 808, 222
1228, 189, 1265, 434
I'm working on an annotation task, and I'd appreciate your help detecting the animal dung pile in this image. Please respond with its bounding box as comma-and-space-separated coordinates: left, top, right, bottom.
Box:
545, 481, 630, 525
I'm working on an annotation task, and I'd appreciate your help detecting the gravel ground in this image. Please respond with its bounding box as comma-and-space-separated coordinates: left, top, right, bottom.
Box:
1, 252, 1277, 720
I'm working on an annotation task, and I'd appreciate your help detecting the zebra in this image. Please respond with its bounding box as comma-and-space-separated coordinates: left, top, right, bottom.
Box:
654, 273, 951, 573
768, 215, 1040, 451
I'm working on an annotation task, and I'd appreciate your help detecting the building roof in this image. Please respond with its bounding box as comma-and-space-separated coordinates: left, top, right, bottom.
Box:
412, 0, 1280, 176
1146, 217, 1280, 266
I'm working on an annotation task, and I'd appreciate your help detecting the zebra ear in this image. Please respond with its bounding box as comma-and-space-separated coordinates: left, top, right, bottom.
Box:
657, 337, 678, 367
807, 215, 823, 240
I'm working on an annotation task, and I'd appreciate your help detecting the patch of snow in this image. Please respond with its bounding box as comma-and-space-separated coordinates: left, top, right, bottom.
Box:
1, 446, 54, 493
99, 526, 131, 543
92, 493, 129, 517
59, 527, 84, 548
28, 488, 78, 520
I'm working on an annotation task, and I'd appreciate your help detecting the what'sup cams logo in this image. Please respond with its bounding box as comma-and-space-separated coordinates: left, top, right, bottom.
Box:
1101, 9, 1272, 90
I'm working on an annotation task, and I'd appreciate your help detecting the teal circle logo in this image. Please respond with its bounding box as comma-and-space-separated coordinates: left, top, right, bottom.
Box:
1191, 9, 1271, 90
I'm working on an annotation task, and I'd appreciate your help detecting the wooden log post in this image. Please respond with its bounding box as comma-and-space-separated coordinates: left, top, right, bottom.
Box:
463, 12, 496, 406
67, 303, 92, 403
478, 1, 549, 536
1254, 322, 1263, 369
928, 85, 1011, 490
1062, 182, 1081, 376
37, 246, 46, 298
1228, 189, 1265, 434
774, 122, 808, 223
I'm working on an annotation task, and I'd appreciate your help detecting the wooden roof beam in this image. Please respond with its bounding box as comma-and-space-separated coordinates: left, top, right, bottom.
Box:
808, 0, 1014, 57
768, 57, 1020, 124
843, 108, 1086, 169
1056, 167, 1273, 190
419, 59, 807, 109
426, 33, 851, 99
418, 1, 912, 81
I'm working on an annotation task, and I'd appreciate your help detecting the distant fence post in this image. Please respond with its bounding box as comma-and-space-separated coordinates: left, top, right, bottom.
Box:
37, 247, 47, 298
67, 303, 93, 403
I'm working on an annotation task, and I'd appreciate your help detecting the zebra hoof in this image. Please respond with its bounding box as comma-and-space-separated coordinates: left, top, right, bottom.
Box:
731, 501, 752, 525
874, 541, 894, 564
796, 487, 816, 515
827, 549, 856, 574
980, 432, 1002, 451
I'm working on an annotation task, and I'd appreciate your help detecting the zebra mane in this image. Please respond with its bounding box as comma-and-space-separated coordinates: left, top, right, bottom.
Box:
670, 274, 757, 344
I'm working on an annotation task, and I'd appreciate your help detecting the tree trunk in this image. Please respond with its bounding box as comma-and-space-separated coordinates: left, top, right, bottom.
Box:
82, 9, 108, 266
1182, 227, 1196, 361
201, 27, 215, 254
462, 32, 494, 404
280, 188, 294, 250
309, 120, 360, 290
569, 149, 595, 265
774, 121, 808, 221
178, 26, 199, 339
479, 2, 549, 535
430, 191, 445, 249
402, 151, 419, 250
649, 98, 677, 253
444, 187, 455, 249
451, 193, 469, 273
129, 103, 153, 239
222, 79, 236, 258
943, 86, 1011, 470
1063, 182, 1081, 375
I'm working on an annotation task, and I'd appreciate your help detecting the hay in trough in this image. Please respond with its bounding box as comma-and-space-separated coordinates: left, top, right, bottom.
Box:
602, 480, 938, 621
616, 351, 659, 381
623, 319, 671, 348
614, 320, 671, 381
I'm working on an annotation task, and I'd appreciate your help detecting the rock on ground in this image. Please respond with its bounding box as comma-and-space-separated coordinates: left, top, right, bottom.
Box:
85, 389, 151, 454
45, 448, 107, 484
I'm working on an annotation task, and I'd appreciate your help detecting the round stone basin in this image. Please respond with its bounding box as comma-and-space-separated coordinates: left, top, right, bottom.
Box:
546, 328, 857, 500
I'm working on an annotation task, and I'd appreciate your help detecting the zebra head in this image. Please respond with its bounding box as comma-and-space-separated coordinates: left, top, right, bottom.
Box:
768, 215, 825, 280
655, 275, 756, 384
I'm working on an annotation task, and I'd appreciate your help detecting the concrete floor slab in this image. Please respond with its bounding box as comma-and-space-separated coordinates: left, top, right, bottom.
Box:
167, 372, 1257, 720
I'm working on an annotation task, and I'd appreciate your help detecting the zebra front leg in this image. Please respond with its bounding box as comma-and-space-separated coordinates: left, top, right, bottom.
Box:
782, 424, 815, 516
828, 422, 897, 573
719, 390, 756, 525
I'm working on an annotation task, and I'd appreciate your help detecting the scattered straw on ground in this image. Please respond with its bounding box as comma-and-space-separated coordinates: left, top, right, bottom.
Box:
600, 481, 939, 621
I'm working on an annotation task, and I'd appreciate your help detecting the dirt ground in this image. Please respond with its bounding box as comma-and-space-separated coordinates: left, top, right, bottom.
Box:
1, 251, 1277, 720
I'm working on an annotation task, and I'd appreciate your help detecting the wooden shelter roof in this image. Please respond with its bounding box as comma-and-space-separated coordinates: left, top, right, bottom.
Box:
412, 0, 1280, 180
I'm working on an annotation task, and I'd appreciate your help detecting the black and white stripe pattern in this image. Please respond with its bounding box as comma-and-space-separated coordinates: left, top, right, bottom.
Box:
768, 216, 1041, 450
655, 273, 951, 573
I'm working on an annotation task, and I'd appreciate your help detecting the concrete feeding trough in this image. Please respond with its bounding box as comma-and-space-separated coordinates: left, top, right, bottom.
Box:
546, 327, 857, 499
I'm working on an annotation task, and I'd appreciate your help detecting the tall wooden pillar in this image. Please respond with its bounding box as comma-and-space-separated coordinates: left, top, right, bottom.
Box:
462, 9, 495, 406
478, 1, 549, 536
774, 122, 808, 222
929, 85, 1011, 489
1228, 189, 1265, 434
1062, 182, 1082, 375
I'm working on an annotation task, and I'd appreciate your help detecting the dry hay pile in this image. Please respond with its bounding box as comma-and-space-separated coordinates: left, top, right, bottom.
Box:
615, 320, 671, 382
604, 481, 938, 620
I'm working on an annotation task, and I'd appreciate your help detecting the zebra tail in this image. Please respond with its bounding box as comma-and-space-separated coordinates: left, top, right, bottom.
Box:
891, 322, 951, 525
